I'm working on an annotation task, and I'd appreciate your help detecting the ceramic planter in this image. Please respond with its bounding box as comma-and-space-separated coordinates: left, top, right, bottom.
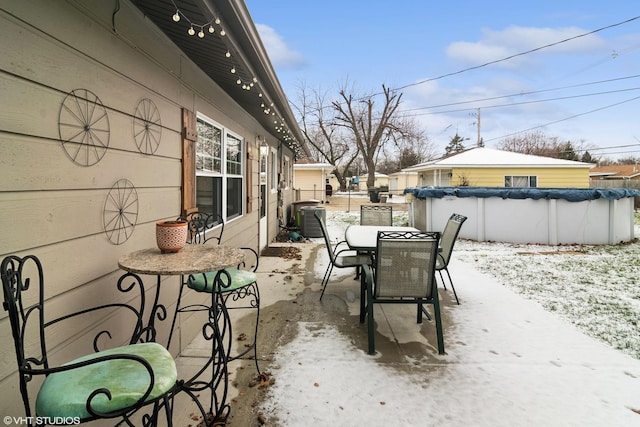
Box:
156, 220, 188, 253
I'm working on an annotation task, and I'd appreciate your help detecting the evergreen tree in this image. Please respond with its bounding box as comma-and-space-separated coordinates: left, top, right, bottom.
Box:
445, 133, 468, 156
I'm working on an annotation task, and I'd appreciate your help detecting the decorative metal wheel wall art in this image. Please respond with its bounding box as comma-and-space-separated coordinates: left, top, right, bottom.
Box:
133, 98, 162, 155
103, 179, 139, 245
58, 88, 110, 166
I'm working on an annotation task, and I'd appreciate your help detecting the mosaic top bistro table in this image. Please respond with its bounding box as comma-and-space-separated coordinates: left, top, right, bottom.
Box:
118, 244, 244, 424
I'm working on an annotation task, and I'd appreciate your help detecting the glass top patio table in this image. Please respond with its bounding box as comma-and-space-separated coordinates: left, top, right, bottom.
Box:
345, 225, 420, 252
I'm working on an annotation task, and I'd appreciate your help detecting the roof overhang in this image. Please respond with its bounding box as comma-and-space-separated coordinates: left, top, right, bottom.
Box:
130, 0, 310, 158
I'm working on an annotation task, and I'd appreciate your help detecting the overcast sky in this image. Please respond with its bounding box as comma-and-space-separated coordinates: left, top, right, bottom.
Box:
245, 1, 640, 160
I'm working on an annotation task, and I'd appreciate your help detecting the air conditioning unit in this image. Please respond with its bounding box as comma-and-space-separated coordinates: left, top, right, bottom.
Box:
299, 206, 325, 238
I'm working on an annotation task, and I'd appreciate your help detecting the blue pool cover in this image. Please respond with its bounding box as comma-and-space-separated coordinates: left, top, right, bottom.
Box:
404, 187, 640, 202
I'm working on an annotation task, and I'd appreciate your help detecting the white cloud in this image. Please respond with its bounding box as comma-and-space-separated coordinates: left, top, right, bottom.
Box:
255, 23, 306, 68
446, 25, 607, 68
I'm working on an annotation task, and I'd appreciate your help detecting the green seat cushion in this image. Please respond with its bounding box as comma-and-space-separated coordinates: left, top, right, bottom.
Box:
36, 342, 176, 420
188, 268, 257, 293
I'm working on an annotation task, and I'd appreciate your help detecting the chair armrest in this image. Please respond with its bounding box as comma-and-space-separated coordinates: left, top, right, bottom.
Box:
238, 247, 259, 272
331, 239, 349, 252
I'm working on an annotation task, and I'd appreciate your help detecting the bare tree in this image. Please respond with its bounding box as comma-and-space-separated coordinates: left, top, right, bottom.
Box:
293, 82, 430, 190
498, 131, 598, 163
293, 85, 360, 191
497, 130, 560, 157
332, 84, 405, 188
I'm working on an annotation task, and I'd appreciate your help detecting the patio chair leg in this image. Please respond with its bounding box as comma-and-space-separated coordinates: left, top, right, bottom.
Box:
359, 274, 366, 323
443, 268, 460, 305
438, 270, 448, 290
367, 301, 376, 355
432, 295, 445, 355
319, 264, 334, 300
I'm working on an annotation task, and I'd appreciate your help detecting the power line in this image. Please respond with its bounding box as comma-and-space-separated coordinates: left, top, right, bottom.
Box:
398, 87, 640, 118
390, 15, 640, 93
398, 74, 640, 113
482, 94, 640, 143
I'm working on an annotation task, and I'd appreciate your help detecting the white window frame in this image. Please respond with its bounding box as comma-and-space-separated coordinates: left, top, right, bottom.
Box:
504, 175, 537, 188
195, 113, 244, 221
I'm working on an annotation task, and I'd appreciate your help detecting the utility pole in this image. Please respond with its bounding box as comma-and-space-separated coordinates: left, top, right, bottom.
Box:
476, 108, 481, 147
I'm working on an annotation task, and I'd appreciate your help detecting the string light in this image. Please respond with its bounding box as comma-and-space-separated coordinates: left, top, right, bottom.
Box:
168, 0, 300, 148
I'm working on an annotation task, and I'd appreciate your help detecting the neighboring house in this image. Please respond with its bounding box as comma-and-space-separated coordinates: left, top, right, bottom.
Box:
590, 164, 640, 185
0, 0, 309, 412
358, 172, 389, 190
388, 170, 420, 194
405, 147, 593, 188
293, 161, 334, 202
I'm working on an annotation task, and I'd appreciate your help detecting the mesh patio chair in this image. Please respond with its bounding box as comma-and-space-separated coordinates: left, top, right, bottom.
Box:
1, 254, 177, 426
315, 210, 372, 318
362, 230, 444, 355
436, 213, 467, 305
360, 205, 393, 226
168, 211, 261, 375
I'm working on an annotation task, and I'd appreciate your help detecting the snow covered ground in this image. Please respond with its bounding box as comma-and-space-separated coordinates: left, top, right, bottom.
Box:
258, 209, 640, 426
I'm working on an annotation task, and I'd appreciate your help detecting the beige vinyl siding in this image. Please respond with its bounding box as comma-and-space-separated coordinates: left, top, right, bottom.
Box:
450, 167, 591, 188
295, 169, 327, 200
0, 0, 275, 414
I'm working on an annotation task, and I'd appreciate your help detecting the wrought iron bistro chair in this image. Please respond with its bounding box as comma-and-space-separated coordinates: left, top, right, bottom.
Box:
315, 210, 372, 315
169, 211, 261, 374
360, 205, 393, 226
436, 213, 467, 305
1, 254, 177, 426
362, 231, 445, 355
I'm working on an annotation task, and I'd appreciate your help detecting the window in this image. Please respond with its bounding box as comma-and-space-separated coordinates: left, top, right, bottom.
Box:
505, 175, 537, 188
196, 115, 244, 221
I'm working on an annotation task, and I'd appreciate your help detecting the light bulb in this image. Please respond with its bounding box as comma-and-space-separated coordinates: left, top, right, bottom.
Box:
172, 12, 180, 22
188, 26, 195, 36
220, 29, 226, 36
198, 29, 205, 38
215, 17, 221, 25
231, 67, 236, 73
208, 25, 215, 33
225, 51, 231, 58
237, 79, 242, 84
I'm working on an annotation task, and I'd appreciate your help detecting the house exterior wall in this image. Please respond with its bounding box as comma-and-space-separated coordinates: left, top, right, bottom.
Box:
388, 173, 419, 194
295, 169, 327, 201
0, 0, 287, 414
419, 170, 452, 187
449, 167, 591, 188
